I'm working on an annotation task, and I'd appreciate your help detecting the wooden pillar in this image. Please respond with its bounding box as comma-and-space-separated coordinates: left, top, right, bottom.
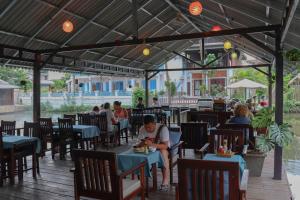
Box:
274, 29, 283, 180
33, 53, 41, 122
145, 72, 149, 107
268, 65, 273, 107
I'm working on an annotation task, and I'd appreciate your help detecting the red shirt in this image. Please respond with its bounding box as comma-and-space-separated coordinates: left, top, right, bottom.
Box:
114, 108, 128, 119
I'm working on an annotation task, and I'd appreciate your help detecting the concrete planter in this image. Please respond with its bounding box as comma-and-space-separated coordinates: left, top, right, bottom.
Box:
245, 152, 266, 177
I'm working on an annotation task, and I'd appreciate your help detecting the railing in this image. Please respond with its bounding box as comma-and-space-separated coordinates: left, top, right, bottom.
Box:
159, 97, 198, 105
19, 91, 132, 97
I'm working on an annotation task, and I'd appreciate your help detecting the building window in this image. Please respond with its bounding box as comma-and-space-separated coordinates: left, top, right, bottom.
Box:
194, 80, 202, 96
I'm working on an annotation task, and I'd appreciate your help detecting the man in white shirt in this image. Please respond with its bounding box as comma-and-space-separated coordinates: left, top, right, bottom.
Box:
138, 115, 170, 191
152, 97, 160, 107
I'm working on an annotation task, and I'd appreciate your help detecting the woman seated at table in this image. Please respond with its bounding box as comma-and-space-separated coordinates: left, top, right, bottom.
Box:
227, 103, 251, 124
113, 101, 128, 119
137, 115, 170, 191
90, 106, 100, 115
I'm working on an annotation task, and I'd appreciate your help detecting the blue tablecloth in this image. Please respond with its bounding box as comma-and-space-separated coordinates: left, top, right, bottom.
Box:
163, 110, 172, 118
53, 125, 100, 139
2, 135, 41, 154
117, 149, 164, 177
118, 119, 129, 130
204, 153, 246, 175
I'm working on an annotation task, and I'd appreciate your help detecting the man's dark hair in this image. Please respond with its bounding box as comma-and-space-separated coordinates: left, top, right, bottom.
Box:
104, 102, 110, 109
143, 115, 155, 124
113, 101, 121, 106
138, 97, 143, 101
153, 97, 158, 101
93, 106, 99, 112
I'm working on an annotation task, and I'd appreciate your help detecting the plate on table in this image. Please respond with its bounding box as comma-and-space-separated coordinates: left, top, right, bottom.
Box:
133, 147, 146, 153
216, 152, 235, 158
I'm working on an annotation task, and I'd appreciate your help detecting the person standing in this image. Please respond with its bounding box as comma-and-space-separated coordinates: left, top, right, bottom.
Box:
136, 97, 145, 109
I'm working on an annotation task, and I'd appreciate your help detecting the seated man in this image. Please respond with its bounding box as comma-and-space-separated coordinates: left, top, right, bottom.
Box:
138, 115, 170, 191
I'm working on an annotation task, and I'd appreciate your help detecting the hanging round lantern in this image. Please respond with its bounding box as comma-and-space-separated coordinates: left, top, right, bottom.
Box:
224, 40, 232, 50
143, 48, 150, 56
189, 1, 203, 16
231, 52, 238, 59
211, 25, 221, 31
62, 20, 74, 33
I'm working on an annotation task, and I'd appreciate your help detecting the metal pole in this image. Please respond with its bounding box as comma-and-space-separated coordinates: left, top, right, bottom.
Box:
33, 53, 41, 122
201, 38, 205, 62
145, 72, 149, 108
268, 65, 273, 107
274, 29, 283, 180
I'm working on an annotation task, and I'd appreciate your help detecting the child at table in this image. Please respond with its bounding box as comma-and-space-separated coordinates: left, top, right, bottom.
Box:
137, 115, 170, 192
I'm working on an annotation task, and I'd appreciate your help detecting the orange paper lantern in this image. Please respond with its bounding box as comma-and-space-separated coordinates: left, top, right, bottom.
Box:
189, 1, 203, 16
62, 20, 74, 33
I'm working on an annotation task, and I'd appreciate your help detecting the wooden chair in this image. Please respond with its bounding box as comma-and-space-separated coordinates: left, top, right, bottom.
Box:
57, 118, 76, 160
220, 123, 255, 149
0, 128, 10, 187
63, 114, 76, 125
130, 109, 144, 137
177, 158, 248, 200
23, 121, 41, 173
168, 126, 184, 184
217, 111, 233, 125
39, 118, 53, 156
180, 122, 209, 157
72, 149, 146, 200
209, 129, 247, 155
77, 113, 91, 125
97, 113, 115, 148
1, 120, 16, 135
187, 111, 219, 127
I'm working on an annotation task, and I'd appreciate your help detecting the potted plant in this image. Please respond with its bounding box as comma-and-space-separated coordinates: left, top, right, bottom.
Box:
246, 120, 294, 177
251, 107, 274, 134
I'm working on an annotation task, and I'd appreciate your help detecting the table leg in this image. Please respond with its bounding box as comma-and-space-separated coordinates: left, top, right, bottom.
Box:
9, 150, 15, 185
145, 176, 149, 198
151, 163, 157, 191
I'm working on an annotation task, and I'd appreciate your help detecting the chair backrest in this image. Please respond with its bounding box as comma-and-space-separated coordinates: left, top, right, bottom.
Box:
209, 129, 245, 154
58, 118, 74, 139
73, 149, 119, 200
0, 127, 3, 159
187, 111, 218, 127
178, 158, 241, 200
24, 121, 41, 139
132, 108, 143, 115
77, 113, 91, 125
39, 117, 53, 136
180, 122, 208, 149
218, 111, 233, 125
63, 114, 76, 125
220, 123, 255, 148
97, 113, 108, 132
213, 102, 227, 112
1, 120, 16, 135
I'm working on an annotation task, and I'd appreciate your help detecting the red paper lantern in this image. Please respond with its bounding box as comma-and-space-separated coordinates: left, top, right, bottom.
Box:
211, 25, 221, 31
189, 1, 203, 16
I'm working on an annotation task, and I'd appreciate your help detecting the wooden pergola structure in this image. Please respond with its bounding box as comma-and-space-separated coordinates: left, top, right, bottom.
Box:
1, 0, 300, 181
